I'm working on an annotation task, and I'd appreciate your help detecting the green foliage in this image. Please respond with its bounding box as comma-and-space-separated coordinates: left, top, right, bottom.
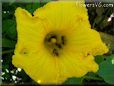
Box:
95, 55, 105, 64
63, 77, 83, 85
3, 19, 17, 40
25, 3, 46, 14
97, 55, 114, 85
2, 38, 16, 48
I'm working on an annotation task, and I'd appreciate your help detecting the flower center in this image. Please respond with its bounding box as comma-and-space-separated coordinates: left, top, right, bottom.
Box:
44, 32, 66, 57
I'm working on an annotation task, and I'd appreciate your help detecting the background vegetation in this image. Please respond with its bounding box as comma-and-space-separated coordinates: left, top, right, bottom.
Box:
1, 1, 114, 85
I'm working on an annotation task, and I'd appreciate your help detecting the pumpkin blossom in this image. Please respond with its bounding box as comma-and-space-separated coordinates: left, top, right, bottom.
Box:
12, 1, 108, 84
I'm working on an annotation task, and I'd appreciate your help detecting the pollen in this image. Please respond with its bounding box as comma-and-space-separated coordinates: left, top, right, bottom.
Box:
51, 38, 57, 44
44, 32, 66, 56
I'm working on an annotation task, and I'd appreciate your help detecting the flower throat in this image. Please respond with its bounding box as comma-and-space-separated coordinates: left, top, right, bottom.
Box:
44, 32, 66, 57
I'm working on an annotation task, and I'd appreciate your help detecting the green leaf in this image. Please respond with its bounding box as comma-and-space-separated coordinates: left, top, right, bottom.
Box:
95, 55, 105, 64
2, 38, 16, 48
97, 54, 114, 85
63, 77, 83, 85
25, 4, 33, 14
25, 3, 43, 14
32, 3, 41, 11
2, 19, 17, 40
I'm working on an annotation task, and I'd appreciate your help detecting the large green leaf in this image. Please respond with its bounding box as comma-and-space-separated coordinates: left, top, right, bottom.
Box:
95, 55, 105, 64
25, 3, 45, 14
2, 38, 16, 48
2, 19, 17, 40
97, 55, 114, 85
63, 77, 83, 85
25, 4, 34, 14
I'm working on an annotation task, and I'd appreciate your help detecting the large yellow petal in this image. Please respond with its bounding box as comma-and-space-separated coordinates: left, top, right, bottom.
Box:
33, 1, 91, 32
15, 7, 48, 54
12, 45, 61, 84
64, 28, 108, 56
12, 44, 98, 84
57, 51, 98, 79
14, 7, 64, 84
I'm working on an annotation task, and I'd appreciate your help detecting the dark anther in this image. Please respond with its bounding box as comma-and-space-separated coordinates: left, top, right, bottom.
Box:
61, 36, 65, 45
53, 49, 59, 56
56, 43, 62, 49
51, 35, 57, 39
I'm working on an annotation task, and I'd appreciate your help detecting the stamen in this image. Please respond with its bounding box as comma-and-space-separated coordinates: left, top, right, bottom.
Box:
51, 38, 57, 43
44, 32, 66, 57
55, 43, 62, 49
61, 36, 65, 45
53, 49, 59, 56
47, 35, 57, 42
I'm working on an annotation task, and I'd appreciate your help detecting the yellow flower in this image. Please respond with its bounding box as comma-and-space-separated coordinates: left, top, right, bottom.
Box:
12, 1, 108, 84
